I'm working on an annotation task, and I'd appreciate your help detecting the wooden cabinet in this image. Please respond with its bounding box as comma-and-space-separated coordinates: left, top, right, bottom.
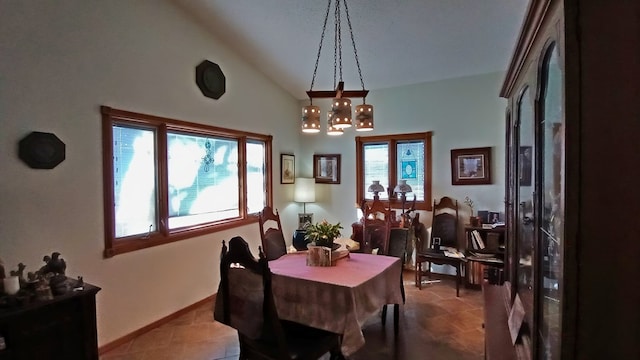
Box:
492, 0, 640, 359
0, 281, 100, 360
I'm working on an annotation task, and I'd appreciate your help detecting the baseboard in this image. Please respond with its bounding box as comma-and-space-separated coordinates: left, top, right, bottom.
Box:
98, 294, 216, 355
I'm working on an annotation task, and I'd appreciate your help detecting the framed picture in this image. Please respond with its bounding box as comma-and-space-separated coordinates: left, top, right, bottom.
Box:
450, 147, 492, 185
519, 146, 532, 186
281, 153, 295, 184
313, 154, 341, 184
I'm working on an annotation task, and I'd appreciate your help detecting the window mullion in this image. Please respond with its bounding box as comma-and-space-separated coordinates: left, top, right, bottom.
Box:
239, 136, 247, 218
157, 124, 169, 237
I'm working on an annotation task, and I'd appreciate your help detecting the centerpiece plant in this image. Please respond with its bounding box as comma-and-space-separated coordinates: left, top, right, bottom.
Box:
304, 220, 343, 248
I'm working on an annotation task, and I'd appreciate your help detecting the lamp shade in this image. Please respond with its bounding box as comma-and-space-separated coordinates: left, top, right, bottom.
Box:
394, 179, 412, 194
355, 104, 374, 131
331, 98, 352, 128
367, 180, 385, 194
294, 178, 316, 203
302, 105, 321, 133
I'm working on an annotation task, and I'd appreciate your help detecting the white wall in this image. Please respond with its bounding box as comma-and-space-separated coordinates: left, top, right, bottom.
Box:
0, 0, 300, 347
0, 0, 507, 348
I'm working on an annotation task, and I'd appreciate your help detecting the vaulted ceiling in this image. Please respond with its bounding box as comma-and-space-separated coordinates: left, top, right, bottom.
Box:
174, 0, 529, 99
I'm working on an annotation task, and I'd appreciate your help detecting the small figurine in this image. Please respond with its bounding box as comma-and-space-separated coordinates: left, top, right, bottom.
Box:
38, 252, 67, 277
9, 263, 27, 286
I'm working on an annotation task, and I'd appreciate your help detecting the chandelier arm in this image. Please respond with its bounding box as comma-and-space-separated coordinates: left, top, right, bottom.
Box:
343, 0, 366, 91
309, 0, 333, 93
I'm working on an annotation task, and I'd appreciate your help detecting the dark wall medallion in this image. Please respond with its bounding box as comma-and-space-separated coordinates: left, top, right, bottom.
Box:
196, 60, 226, 100
19, 131, 66, 169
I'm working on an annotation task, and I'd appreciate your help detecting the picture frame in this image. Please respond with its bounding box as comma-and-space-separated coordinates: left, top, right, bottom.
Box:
313, 154, 341, 184
280, 153, 295, 184
450, 147, 492, 185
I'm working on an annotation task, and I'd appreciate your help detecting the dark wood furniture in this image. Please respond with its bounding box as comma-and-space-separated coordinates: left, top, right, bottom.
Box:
258, 206, 287, 261
415, 197, 465, 296
361, 198, 391, 255
213, 236, 344, 360
0, 280, 100, 360
491, 0, 640, 359
465, 226, 506, 288
381, 227, 408, 335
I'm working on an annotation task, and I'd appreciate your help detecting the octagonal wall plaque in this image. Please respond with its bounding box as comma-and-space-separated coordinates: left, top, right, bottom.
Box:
195, 60, 226, 100
19, 131, 66, 169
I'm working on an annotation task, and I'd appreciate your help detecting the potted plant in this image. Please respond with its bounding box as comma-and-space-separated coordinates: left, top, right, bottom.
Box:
304, 220, 343, 248
464, 196, 481, 227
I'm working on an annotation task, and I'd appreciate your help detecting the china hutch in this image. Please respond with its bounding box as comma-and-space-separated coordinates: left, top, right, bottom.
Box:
485, 0, 640, 359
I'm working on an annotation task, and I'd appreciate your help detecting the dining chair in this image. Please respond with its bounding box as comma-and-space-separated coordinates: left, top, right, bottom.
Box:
381, 227, 408, 336
258, 206, 287, 261
361, 198, 391, 255
415, 196, 466, 296
213, 236, 345, 360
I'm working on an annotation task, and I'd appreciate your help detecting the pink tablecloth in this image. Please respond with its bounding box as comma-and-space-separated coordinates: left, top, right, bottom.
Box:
269, 252, 403, 356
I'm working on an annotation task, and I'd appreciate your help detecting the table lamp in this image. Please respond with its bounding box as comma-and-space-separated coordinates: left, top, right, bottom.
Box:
394, 180, 413, 215
367, 180, 385, 200
294, 177, 316, 229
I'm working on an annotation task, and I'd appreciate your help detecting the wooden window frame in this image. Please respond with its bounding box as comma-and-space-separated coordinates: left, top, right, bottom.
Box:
101, 106, 273, 258
355, 132, 433, 211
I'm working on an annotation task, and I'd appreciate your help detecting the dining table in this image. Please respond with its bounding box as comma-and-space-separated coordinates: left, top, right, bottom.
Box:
268, 249, 403, 356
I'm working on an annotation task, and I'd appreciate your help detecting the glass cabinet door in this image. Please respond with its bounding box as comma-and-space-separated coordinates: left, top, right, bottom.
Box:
516, 86, 535, 326
537, 43, 564, 359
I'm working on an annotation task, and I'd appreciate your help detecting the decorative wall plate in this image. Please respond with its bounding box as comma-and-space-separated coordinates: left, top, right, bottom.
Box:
19, 131, 66, 169
195, 60, 226, 99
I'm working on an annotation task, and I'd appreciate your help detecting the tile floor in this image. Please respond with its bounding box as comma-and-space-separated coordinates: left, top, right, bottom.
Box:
100, 271, 485, 360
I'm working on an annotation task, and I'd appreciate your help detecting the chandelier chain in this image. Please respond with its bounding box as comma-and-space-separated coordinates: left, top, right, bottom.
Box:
309, 0, 333, 92
342, 0, 365, 91
336, 0, 343, 83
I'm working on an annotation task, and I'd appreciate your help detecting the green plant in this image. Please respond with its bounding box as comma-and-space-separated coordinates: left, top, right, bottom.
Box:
304, 220, 343, 247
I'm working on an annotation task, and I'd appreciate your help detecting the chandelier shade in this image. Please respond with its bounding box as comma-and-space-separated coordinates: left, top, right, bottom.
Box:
331, 98, 352, 128
301, 0, 373, 135
301, 105, 321, 133
326, 111, 344, 136
355, 104, 374, 131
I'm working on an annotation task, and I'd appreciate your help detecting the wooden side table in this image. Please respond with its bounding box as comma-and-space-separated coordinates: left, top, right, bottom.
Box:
0, 279, 100, 360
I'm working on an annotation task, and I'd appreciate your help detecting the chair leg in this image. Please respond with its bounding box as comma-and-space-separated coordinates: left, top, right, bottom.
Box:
455, 263, 461, 297
393, 304, 399, 337
381, 304, 387, 325
416, 261, 422, 289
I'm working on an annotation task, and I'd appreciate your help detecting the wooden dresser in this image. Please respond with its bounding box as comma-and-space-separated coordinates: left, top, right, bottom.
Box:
0, 281, 100, 360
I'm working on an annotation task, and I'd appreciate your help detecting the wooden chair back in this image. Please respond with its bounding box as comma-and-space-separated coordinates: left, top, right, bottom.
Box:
258, 206, 287, 260
430, 196, 459, 249
362, 198, 391, 254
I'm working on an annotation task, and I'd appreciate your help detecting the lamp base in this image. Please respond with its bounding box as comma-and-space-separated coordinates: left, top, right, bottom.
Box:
298, 213, 313, 229
292, 229, 308, 251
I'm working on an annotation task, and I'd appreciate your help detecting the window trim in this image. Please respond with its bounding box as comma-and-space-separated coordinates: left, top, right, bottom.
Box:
101, 106, 272, 258
355, 132, 433, 211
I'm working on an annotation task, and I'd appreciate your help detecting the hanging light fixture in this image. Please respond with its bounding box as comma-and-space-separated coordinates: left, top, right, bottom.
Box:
301, 0, 374, 135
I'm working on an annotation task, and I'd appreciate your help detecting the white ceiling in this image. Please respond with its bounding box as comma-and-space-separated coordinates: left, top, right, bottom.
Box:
174, 0, 530, 100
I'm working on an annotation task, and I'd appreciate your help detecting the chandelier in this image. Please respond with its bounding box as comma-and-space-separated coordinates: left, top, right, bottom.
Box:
301, 0, 373, 135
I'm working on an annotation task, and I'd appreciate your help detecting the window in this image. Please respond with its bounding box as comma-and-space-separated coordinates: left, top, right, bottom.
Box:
356, 132, 432, 211
102, 106, 272, 257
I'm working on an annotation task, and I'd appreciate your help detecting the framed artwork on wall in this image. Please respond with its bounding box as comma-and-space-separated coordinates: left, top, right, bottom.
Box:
450, 147, 492, 185
313, 154, 341, 184
281, 153, 295, 184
